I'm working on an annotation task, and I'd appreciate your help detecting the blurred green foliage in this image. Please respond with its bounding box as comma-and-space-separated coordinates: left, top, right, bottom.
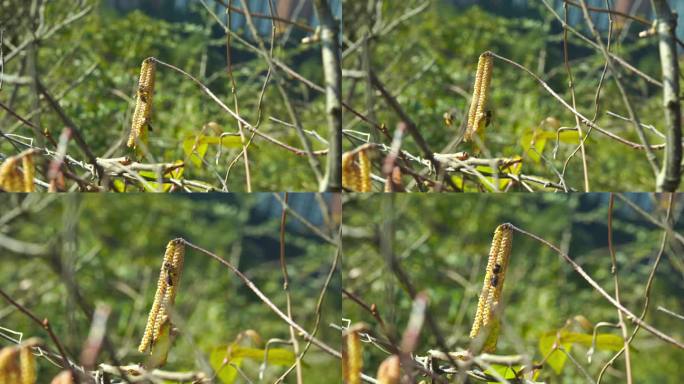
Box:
342, 193, 684, 382
342, 1, 671, 191
0, 193, 340, 383
1, 0, 330, 191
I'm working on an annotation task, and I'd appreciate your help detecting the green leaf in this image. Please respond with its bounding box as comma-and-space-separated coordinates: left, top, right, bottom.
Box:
209, 344, 296, 383
538, 331, 623, 374
538, 333, 572, 374
182, 136, 209, 168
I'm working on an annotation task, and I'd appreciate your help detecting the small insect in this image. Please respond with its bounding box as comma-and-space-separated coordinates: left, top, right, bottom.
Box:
492, 263, 501, 274
138, 84, 153, 104
484, 109, 493, 128
443, 111, 454, 127
163, 262, 175, 286
490, 275, 499, 287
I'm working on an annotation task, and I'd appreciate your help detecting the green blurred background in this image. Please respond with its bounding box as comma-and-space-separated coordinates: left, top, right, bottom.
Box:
342, 193, 684, 382
0, 193, 340, 383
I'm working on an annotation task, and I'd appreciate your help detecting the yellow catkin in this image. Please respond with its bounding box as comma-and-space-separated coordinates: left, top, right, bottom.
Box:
0, 157, 24, 192
358, 150, 371, 192
128, 57, 156, 148
21, 154, 35, 192
466, 56, 485, 137
343, 148, 373, 192
342, 152, 361, 192
469, 227, 502, 339
343, 330, 362, 384
469, 224, 512, 353
0, 347, 20, 384
376, 355, 400, 384
19, 346, 36, 384
139, 239, 185, 353
465, 52, 493, 141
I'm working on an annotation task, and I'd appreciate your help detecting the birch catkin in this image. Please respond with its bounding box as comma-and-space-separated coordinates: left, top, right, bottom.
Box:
19, 346, 36, 384
357, 150, 371, 192
0, 347, 20, 384
139, 239, 185, 353
22, 154, 35, 193
0, 345, 35, 384
469, 224, 512, 353
0, 151, 35, 192
343, 330, 362, 384
0, 157, 23, 192
342, 147, 372, 192
465, 52, 493, 141
128, 57, 157, 148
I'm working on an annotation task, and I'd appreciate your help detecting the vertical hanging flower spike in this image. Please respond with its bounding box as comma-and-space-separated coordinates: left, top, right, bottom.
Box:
342, 146, 372, 192
21, 153, 35, 192
465, 52, 493, 142
0, 151, 36, 192
128, 57, 157, 149
357, 149, 371, 192
19, 346, 36, 384
138, 239, 185, 357
343, 328, 362, 384
469, 224, 512, 353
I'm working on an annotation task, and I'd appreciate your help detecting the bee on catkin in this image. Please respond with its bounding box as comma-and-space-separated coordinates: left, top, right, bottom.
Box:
469, 224, 512, 353
465, 52, 493, 142
128, 57, 157, 148
139, 239, 185, 355
343, 329, 362, 384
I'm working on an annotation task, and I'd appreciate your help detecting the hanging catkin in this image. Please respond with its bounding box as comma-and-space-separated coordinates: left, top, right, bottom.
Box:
343, 329, 362, 384
128, 57, 157, 148
138, 239, 185, 353
342, 147, 372, 192
465, 52, 493, 141
0, 151, 36, 192
469, 224, 512, 353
